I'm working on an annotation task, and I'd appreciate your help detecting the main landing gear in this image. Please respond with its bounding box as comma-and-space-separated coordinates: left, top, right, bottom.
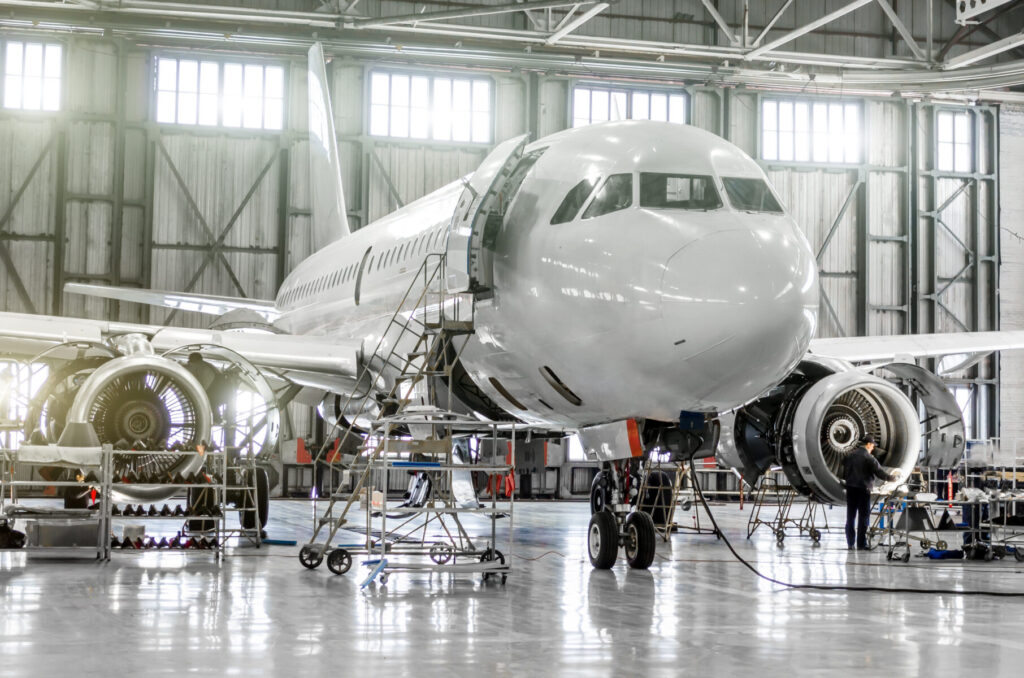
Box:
587, 461, 658, 570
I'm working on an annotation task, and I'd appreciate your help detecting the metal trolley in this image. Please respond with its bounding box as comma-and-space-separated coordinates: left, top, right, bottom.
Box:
301, 409, 515, 586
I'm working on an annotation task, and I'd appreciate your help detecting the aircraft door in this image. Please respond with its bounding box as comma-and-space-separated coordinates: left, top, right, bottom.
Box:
445, 134, 529, 296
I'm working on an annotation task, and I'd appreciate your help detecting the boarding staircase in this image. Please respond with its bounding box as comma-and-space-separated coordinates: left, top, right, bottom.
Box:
299, 252, 487, 567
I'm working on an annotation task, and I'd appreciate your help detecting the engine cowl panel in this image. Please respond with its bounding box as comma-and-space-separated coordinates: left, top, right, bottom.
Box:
732, 362, 928, 505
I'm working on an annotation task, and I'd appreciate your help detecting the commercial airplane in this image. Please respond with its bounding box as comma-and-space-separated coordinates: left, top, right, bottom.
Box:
2, 44, 1023, 566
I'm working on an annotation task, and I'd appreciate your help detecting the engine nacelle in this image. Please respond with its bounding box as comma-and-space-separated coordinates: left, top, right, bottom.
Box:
67, 353, 213, 502
732, 360, 955, 504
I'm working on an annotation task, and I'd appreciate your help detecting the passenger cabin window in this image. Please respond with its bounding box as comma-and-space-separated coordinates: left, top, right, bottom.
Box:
550, 178, 596, 225
583, 173, 633, 219
639, 173, 721, 210
722, 177, 784, 213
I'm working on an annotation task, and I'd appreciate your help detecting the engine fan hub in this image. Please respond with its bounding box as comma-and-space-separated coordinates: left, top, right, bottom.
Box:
109, 394, 170, 441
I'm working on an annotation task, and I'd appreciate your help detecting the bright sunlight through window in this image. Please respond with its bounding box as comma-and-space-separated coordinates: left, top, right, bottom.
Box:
369, 71, 492, 144
4, 41, 61, 111
156, 56, 284, 130
937, 110, 972, 173
572, 85, 687, 127
762, 98, 862, 164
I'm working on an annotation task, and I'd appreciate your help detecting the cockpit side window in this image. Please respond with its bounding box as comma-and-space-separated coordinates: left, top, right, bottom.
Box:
640, 173, 722, 210
550, 177, 597, 225
582, 173, 633, 219
722, 177, 784, 213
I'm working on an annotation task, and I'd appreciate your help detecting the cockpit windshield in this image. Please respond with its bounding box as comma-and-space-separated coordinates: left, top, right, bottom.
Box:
551, 177, 597, 225
583, 173, 633, 219
722, 177, 784, 213
639, 173, 722, 211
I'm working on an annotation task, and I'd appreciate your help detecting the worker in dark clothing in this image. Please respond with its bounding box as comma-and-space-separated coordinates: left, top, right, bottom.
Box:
843, 434, 900, 550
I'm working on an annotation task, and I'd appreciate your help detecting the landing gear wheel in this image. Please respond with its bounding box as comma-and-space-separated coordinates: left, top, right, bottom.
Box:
587, 510, 619, 569
241, 467, 270, 530
326, 548, 352, 575
641, 470, 673, 526
624, 511, 657, 570
299, 544, 323, 570
589, 471, 611, 515
429, 543, 454, 565
936, 540, 948, 551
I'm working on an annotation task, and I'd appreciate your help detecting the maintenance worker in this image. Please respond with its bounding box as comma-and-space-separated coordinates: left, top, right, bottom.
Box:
843, 434, 900, 550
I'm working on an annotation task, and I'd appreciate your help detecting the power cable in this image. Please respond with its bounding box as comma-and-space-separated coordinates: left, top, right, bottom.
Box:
687, 462, 1024, 597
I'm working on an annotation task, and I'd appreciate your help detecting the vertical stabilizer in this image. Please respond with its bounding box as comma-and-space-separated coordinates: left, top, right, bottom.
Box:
307, 42, 350, 246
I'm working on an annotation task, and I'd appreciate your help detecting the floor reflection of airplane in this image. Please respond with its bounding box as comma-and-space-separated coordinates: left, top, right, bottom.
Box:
2, 44, 1023, 566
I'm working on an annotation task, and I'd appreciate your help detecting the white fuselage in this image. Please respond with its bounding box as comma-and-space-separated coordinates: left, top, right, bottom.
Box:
273, 121, 819, 427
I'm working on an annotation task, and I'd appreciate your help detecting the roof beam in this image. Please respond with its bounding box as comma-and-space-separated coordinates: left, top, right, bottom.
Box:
700, 0, 738, 46
944, 29, 1024, 69
752, 0, 793, 48
350, 0, 598, 28
545, 2, 608, 45
745, 0, 874, 60
874, 0, 926, 61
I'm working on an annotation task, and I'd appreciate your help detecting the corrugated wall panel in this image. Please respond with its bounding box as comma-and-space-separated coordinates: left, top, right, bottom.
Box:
65, 39, 116, 116
999, 106, 1024, 444
690, 89, 721, 135
728, 92, 757, 158
367, 144, 484, 223
537, 78, 568, 139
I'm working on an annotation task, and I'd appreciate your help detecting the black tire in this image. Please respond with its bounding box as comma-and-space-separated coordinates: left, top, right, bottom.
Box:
902, 551, 910, 563
589, 470, 611, 515
587, 510, 619, 569
640, 471, 672, 526
1014, 548, 1024, 562
624, 511, 656, 570
241, 467, 270, 530
326, 548, 352, 575
186, 486, 217, 532
299, 544, 323, 569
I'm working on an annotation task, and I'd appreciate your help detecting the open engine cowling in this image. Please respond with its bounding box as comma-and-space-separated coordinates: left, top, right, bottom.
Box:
731, 361, 930, 505
67, 353, 212, 502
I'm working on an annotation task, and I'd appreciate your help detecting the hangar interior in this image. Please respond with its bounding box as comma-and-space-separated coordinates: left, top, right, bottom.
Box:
1, 1, 1024, 675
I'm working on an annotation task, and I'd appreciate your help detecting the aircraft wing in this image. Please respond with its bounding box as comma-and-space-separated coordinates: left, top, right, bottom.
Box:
808, 330, 1024, 364
0, 311, 361, 392
64, 283, 279, 322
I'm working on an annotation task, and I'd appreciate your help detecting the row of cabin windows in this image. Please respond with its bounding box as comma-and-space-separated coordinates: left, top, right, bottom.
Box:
279, 224, 448, 307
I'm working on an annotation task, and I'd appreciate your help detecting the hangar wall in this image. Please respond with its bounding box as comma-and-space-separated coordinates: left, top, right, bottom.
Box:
0, 8, 1015, 441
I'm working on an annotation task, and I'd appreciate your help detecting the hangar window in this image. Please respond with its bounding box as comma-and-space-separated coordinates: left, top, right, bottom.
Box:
761, 98, 861, 164
722, 177, 784, 213
640, 173, 721, 210
155, 56, 284, 130
550, 178, 597, 225
583, 174, 633, 219
369, 71, 491, 144
3, 41, 62, 111
937, 110, 972, 173
572, 85, 687, 127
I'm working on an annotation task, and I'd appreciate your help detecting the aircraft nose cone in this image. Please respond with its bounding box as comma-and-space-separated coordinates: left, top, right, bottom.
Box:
659, 226, 818, 408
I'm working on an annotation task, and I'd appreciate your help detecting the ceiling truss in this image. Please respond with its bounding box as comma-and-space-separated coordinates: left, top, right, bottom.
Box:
1, 0, 1023, 96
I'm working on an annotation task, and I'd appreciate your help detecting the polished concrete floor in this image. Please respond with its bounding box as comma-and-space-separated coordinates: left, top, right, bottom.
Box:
2, 499, 1024, 677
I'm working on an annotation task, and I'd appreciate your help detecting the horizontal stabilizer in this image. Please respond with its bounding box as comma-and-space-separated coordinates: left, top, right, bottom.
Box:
65, 283, 278, 321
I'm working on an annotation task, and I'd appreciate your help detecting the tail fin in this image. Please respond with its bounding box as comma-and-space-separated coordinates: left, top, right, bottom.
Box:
307, 43, 349, 246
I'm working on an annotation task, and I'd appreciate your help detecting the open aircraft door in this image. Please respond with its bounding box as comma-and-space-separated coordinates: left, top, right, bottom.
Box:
445, 134, 529, 296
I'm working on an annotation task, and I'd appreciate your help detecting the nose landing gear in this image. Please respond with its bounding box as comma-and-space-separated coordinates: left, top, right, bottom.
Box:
587, 462, 659, 570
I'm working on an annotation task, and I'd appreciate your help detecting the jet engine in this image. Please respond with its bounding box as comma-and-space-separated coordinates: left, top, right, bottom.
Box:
730, 359, 958, 504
